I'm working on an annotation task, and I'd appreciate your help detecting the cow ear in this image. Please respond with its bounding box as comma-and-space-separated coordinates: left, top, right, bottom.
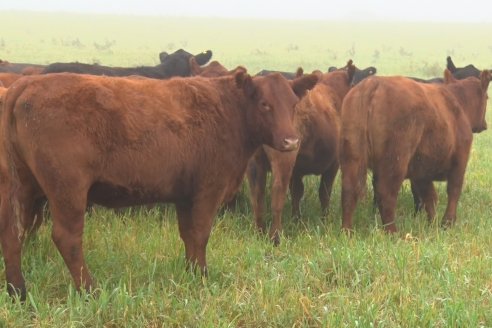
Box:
295, 67, 304, 78
447, 56, 457, 72
444, 69, 457, 84
194, 50, 213, 66
328, 66, 337, 72
235, 71, 256, 98
232, 66, 247, 75
346, 60, 356, 84
159, 52, 168, 63
189, 57, 201, 76
480, 70, 491, 90
291, 73, 319, 98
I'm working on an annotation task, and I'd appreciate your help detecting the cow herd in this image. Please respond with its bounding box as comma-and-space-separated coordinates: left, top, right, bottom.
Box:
0, 49, 489, 301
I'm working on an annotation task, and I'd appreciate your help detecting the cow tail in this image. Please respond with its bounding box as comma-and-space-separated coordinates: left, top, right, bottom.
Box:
1, 79, 30, 237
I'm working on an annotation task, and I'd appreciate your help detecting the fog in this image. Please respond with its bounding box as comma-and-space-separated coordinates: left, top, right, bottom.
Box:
0, 0, 490, 22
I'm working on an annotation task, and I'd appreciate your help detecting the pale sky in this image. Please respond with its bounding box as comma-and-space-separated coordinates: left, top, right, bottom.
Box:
0, 0, 490, 22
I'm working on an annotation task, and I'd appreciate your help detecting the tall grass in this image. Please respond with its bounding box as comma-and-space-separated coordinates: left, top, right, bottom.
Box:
0, 11, 492, 327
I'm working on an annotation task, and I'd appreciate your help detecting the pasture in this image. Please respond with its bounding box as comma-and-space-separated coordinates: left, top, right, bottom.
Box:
1, 11, 492, 327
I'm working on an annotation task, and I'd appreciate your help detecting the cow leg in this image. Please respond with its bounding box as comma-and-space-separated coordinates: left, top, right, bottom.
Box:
442, 162, 467, 227
24, 197, 46, 236
290, 173, 304, 220
341, 159, 364, 232
175, 201, 194, 270
268, 153, 295, 246
48, 188, 92, 294
372, 174, 379, 213
176, 197, 219, 275
410, 180, 424, 215
0, 193, 31, 301
412, 180, 437, 221
376, 174, 404, 233
246, 160, 267, 234
319, 164, 339, 216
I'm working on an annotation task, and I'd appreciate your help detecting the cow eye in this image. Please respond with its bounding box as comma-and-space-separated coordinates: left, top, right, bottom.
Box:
260, 101, 271, 112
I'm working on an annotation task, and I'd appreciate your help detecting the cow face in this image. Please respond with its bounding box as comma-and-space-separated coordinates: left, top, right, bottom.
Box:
158, 49, 213, 78
445, 69, 491, 133
235, 72, 318, 151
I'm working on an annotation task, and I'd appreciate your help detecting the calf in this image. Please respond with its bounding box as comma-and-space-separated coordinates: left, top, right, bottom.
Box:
0, 71, 318, 300
340, 70, 490, 232
248, 61, 356, 244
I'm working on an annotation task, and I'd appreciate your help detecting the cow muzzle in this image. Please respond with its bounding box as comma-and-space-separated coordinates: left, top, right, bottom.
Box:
282, 137, 300, 151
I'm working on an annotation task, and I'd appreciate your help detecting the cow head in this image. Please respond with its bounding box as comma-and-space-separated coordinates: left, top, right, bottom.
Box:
446, 56, 481, 80
157, 49, 213, 78
328, 61, 376, 86
235, 71, 318, 151
444, 69, 491, 133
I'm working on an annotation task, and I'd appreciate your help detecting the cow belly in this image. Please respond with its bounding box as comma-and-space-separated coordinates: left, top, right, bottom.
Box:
407, 154, 451, 181
87, 182, 177, 208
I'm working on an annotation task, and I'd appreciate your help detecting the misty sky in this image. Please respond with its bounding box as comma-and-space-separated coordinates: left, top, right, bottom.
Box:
0, 0, 490, 22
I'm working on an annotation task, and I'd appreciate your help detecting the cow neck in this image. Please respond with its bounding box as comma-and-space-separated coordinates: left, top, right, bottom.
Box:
320, 72, 351, 113
444, 79, 483, 131
212, 76, 260, 161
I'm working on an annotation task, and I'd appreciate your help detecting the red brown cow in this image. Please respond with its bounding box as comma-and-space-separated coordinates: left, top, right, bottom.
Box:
247, 61, 356, 245
340, 69, 490, 232
0, 73, 23, 87
0, 71, 318, 300
189, 57, 246, 77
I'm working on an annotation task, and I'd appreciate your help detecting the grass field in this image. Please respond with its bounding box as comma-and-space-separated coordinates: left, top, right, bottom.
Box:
1, 11, 492, 327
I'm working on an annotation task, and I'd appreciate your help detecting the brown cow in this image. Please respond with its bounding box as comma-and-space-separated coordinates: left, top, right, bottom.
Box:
247, 61, 356, 245
340, 69, 490, 233
189, 57, 246, 77
0, 73, 22, 87
0, 71, 318, 300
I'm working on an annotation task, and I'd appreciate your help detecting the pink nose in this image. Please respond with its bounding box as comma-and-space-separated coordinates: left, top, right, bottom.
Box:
283, 138, 299, 151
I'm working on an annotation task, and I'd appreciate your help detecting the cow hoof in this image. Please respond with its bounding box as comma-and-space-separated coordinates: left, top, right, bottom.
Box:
7, 283, 26, 303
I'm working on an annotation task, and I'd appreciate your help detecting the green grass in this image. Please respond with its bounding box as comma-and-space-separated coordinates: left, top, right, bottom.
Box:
1, 11, 492, 327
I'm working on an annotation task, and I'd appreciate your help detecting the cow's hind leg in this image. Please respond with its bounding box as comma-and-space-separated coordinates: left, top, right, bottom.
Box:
410, 180, 424, 215
374, 162, 408, 233
319, 163, 339, 217
442, 158, 468, 227
411, 179, 437, 221
0, 189, 36, 301
47, 183, 92, 294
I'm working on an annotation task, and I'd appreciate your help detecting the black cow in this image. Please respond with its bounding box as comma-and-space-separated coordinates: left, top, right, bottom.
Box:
328, 65, 377, 85
408, 56, 484, 83
42, 49, 212, 79
446, 56, 481, 79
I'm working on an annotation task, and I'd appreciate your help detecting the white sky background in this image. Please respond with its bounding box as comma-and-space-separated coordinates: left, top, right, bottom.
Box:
0, 0, 490, 22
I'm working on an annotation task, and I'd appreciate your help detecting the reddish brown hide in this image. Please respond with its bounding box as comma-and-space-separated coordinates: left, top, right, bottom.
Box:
189, 57, 246, 77
0, 73, 23, 87
247, 61, 357, 245
340, 69, 490, 233
0, 71, 318, 300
